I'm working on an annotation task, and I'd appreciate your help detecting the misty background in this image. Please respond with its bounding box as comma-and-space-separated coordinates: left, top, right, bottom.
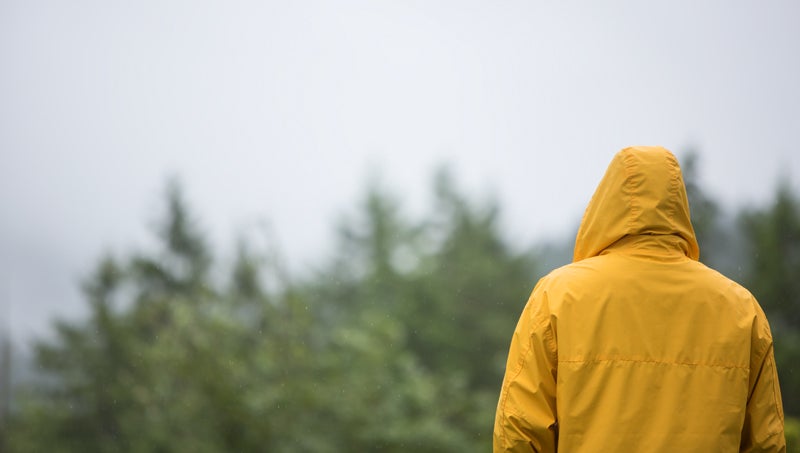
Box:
2, 0, 799, 340
1, 1, 800, 451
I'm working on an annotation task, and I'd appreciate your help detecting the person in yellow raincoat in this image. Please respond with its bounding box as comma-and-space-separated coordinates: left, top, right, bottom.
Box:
494, 146, 785, 452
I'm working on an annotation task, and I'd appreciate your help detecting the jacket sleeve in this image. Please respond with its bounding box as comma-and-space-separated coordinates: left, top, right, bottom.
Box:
494, 282, 558, 453
740, 304, 785, 453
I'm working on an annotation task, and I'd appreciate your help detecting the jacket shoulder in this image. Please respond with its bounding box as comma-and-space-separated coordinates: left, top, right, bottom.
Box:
534, 255, 615, 288
688, 260, 761, 304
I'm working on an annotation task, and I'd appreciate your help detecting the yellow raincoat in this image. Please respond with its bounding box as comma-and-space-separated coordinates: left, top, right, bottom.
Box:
494, 146, 785, 452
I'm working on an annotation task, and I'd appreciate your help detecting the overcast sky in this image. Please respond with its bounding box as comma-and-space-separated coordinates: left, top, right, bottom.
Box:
2, 0, 800, 341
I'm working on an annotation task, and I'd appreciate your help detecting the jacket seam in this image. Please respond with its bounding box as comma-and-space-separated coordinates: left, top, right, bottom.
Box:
666, 153, 680, 228
497, 321, 536, 448
497, 316, 551, 448
622, 151, 639, 233
767, 348, 784, 420
558, 357, 748, 370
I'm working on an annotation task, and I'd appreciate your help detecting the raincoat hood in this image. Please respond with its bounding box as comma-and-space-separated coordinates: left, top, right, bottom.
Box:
573, 146, 700, 262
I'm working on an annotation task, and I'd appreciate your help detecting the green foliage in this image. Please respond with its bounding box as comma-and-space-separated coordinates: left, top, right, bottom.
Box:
303, 170, 535, 450
9, 174, 535, 451
682, 151, 722, 266
787, 417, 800, 453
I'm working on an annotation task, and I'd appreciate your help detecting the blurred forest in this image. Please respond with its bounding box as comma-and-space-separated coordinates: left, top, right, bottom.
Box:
1, 154, 799, 451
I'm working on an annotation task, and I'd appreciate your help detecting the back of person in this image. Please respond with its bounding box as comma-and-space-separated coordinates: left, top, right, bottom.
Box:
494, 146, 785, 452
546, 241, 777, 451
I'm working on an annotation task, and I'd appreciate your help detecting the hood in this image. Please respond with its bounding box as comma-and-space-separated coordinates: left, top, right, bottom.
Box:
573, 146, 700, 262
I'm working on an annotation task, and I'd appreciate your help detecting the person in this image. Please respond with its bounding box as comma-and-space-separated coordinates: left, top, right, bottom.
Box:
493, 146, 786, 452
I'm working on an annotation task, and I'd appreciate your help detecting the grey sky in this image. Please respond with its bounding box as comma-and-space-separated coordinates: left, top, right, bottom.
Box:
2, 1, 799, 341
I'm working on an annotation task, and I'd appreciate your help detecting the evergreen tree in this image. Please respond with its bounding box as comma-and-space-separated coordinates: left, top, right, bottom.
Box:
11, 175, 531, 451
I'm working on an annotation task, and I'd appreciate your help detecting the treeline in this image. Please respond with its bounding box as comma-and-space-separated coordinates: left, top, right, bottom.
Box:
2, 156, 799, 451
